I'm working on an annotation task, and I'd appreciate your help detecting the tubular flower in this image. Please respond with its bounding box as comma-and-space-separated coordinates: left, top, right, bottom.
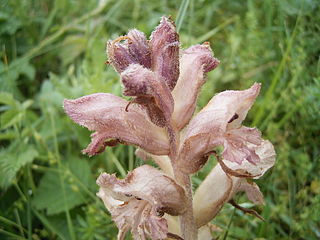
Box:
96, 165, 187, 240
177, 83, 264, 173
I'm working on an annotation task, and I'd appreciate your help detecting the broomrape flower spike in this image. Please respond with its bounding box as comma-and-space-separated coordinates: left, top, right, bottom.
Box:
63, 16, 276, 240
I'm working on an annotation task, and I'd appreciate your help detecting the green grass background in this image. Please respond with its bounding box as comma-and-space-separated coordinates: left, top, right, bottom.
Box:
0, 0, 319, 239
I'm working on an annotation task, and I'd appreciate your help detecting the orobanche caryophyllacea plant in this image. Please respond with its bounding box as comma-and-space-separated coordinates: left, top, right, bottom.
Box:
63, 17, 276, 240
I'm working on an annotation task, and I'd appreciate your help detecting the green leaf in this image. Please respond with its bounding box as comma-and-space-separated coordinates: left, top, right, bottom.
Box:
0, 92, 18, 107
0, 109, 23, 129
32, 158, 92, 215
38, 80, 65, 108
0, 145, 38, 188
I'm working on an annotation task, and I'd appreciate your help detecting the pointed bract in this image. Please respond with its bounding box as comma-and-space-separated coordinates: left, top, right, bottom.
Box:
63, 93, 169, 156
150, 17, 180, 90
107, 40, 135, 73
127, 29, 152, 68
107, 29, 151, 73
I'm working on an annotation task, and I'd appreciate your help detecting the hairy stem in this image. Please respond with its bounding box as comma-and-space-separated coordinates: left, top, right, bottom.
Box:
173, 166, 197, 240
168, 123, 197, 240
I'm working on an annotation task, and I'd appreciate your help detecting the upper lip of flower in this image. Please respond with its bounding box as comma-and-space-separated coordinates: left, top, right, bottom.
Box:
63, 93, 170, 156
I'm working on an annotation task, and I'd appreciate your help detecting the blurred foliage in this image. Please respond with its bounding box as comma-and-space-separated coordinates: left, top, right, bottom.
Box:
0, 0, 319, 239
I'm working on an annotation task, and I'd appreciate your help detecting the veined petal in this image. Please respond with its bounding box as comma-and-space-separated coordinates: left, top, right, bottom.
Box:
185, 83, 261, 138
121, 64, 174, 127
172, 44, 219, 130
97, 165, 187, 216
235, 181, 264, 205
105, 198, 168, 240
218, 83, 261, 130
222, 127, 262, 165
150, 16, 180, 90
63, 93, 169, 156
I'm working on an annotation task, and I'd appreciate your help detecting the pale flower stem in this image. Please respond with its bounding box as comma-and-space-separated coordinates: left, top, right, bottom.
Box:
173, 166, 198, 240
168, 123, 198, 240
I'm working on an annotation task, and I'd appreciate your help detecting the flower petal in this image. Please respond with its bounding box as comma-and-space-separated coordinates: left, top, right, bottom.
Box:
63, 93, 169, 156
113, 200, 168, 240
185, 83, 261, 138
222, 127, 262, 165
172, 44, 219, 130
177, 83, 261, 173
121, 64, 174, 127
236, 181, 264, 205
178, 133, 222, 173
150, 16, 180, 90
96, 165, 187, 216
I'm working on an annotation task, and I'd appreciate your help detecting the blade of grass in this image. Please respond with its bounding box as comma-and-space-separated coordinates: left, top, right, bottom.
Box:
106, 148, 126, 178
187, 0, 194, 45
176, 0, 190, 32
253, 14, 301, 126
49, 110, 76, 240
40, 2, 58, 40
27, 188, 32, 240
194, 16, 238, 44
14, 209, 26, 238
128, 146, 134, 171
0, 216, 27, 233
0, 0, 110, 74
0, 229, 27, 240
222, 208, 236, 240
13, 182, 27, 202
